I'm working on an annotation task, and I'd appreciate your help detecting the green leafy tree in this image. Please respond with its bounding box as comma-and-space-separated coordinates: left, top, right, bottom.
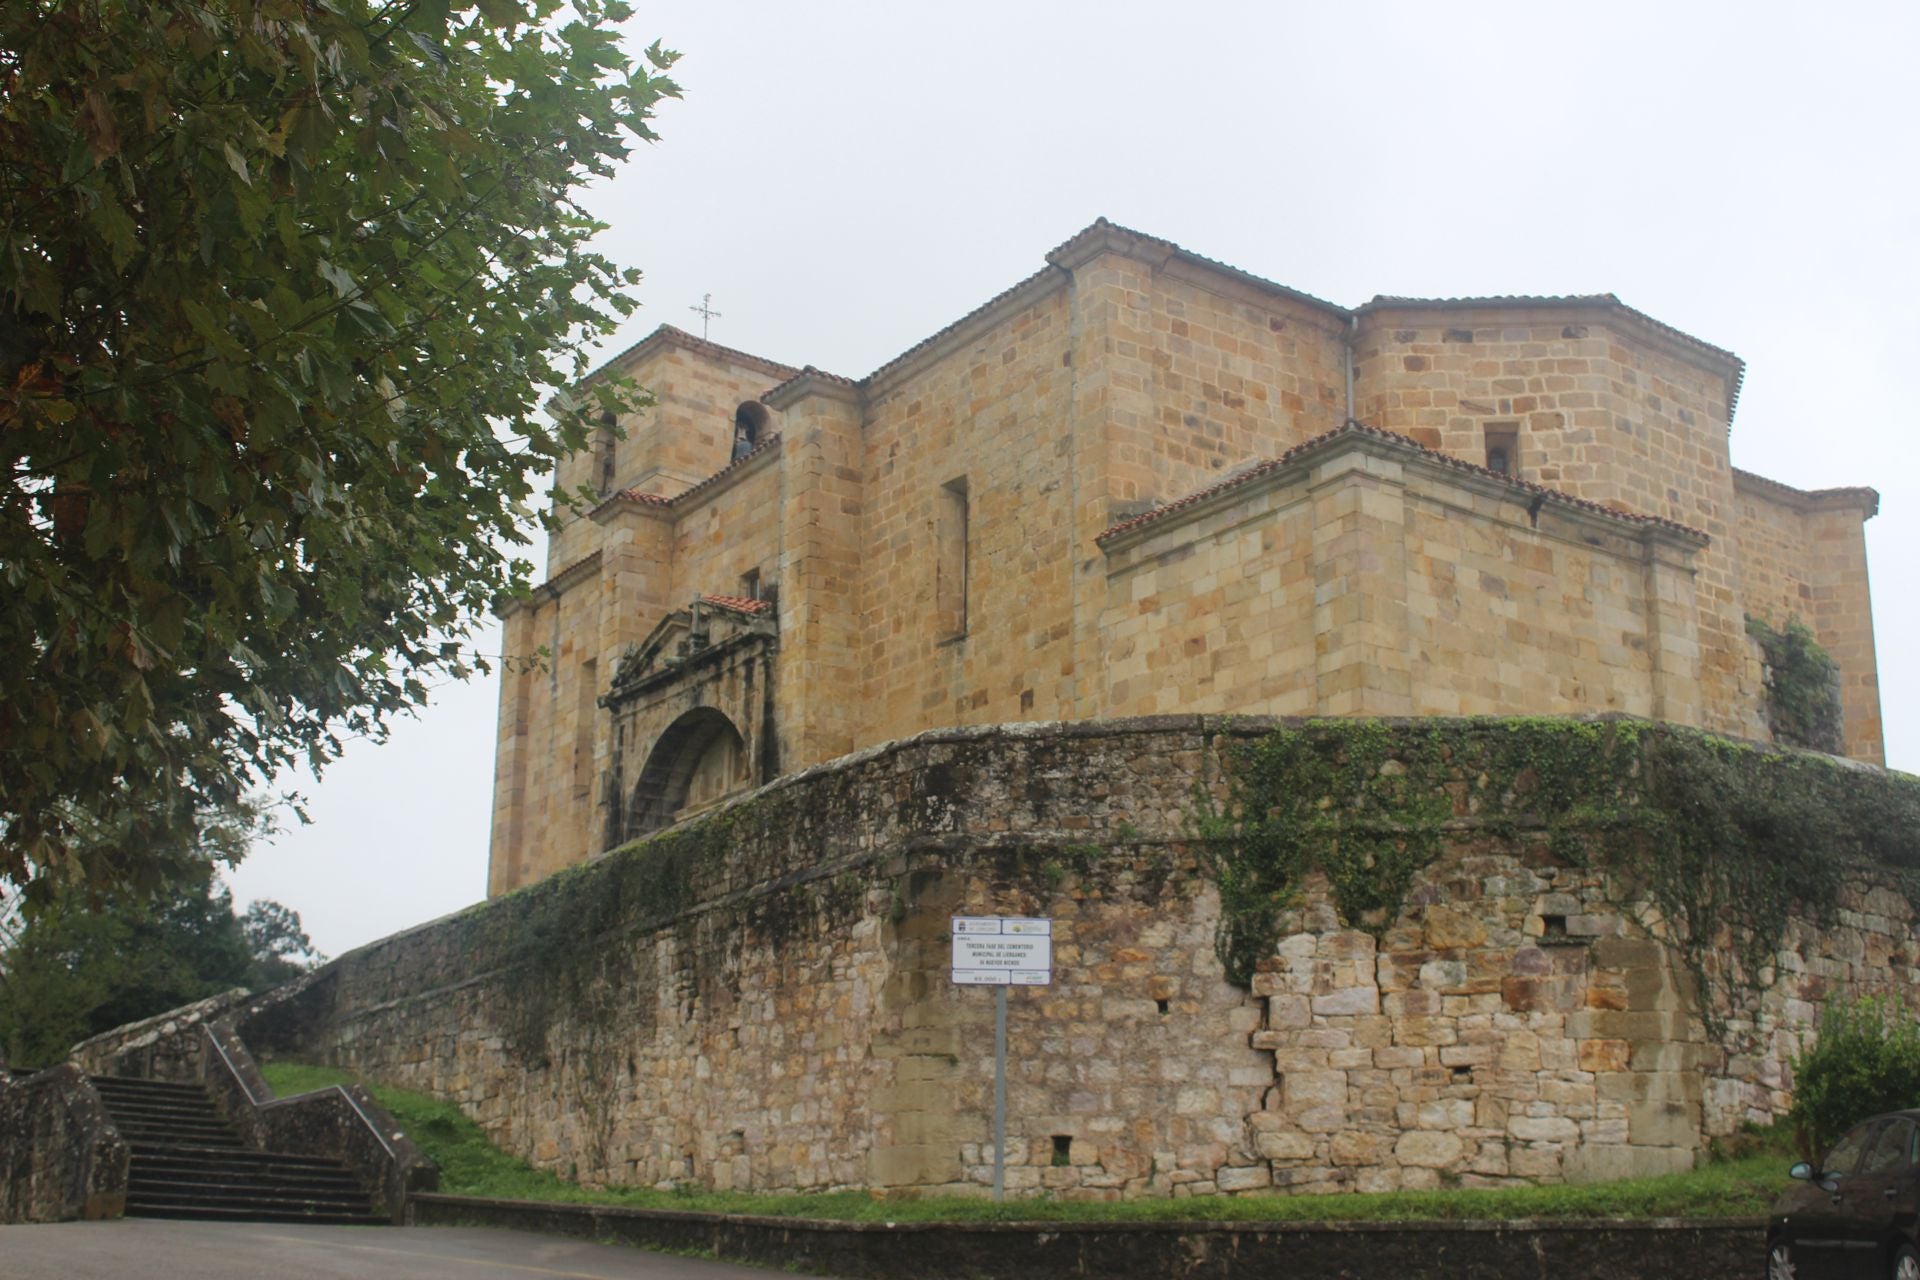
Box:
1791, 996, 1920, 1158
0, 0, 677, 897
0, 866, 325, 1072
240, 897, 323, 988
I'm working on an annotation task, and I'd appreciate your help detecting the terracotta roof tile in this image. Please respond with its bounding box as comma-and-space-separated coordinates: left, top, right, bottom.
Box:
590, 433, 783, 517
1096, 421, 1711, 544
702, 594, 772, 615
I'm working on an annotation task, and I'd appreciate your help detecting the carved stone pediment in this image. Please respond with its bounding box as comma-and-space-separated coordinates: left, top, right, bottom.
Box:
604, 596, 777, 709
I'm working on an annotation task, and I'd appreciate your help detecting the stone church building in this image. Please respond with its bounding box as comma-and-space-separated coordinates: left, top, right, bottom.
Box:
489, 219, 1881, 896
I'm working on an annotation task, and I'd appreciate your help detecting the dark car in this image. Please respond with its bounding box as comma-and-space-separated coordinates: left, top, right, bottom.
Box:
1769, 1110, 1920, 1279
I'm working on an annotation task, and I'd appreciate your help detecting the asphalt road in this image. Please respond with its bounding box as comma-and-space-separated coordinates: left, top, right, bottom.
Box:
0, 1219, 822, 1280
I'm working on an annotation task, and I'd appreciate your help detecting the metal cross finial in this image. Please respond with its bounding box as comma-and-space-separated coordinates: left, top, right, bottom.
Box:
689, 293, 721, 340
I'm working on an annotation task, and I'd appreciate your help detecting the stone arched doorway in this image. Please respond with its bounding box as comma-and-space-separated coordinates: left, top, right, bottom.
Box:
600, 595, 779, 850
626, 707, 751, 837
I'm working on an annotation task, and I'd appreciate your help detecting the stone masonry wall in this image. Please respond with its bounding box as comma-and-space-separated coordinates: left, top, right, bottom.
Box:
489, 227, 1882, 899
269, 719, 1918, 1201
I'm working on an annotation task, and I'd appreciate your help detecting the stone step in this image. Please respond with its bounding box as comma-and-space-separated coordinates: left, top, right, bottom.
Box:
132, 1149, 357, 1177
95, 1074, 384, 1225
123, 1201, 386, 1226
89, 1082, 210, 1105
129, 1180, 372, 1209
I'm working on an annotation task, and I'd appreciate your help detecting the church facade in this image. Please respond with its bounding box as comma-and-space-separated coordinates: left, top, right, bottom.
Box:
488, 219, 1881, 896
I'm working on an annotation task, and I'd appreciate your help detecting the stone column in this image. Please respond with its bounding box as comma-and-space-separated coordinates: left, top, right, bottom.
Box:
1048, 225, 1173, 720
1805, 504, 1884, 764
1641, 533, 1704, 730
1310, 443, 1412, 715
768, 372, 866, 771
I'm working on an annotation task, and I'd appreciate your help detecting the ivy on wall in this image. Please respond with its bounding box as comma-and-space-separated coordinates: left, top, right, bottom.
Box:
1746, 615, 1845, 754
1197, 718, 1920, 1023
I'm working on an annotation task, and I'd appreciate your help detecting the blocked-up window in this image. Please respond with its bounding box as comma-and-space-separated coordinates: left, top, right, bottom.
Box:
936, 477, 969, 640
594, 414, 618, 495
573, 658, 597, 805
1484, 423, 1519, 476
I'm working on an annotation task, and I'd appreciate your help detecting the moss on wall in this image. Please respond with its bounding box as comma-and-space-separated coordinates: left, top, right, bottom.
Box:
1197, 718, 1920, 1021
1746, 615, 1845, 755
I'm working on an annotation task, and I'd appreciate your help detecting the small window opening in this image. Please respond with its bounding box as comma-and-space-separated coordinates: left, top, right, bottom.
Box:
1156, 998, 1170, 1015
936, 477, 970, 641
1051, 1135, 1073, 1167
1484, 424, 1519, 477
594, 412, 617, 495
733, 400, 772, 462
740, 568, 761, 601
1541, 914, 1568, 940
572, 658, 597, 805
1451, 1065, 1473, 1082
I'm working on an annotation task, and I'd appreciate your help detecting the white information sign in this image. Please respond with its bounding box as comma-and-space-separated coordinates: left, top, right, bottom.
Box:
950, 916, 1052, 986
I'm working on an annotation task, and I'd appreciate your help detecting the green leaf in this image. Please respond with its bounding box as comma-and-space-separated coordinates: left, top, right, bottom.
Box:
0, 0, 668, 899
222, 141, 251, 186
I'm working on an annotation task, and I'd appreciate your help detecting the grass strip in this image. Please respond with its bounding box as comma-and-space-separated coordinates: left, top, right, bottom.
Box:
259, 1062, 1790, 1223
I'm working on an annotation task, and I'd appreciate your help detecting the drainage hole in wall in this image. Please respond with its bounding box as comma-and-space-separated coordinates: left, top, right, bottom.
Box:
1541, 914, 1568, 940
1051, 1135, 1073, 1167
1451, 1065, 1473, 1082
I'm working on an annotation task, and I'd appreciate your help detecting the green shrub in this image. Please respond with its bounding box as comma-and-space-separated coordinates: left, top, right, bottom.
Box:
1791, 996, 1920, 1155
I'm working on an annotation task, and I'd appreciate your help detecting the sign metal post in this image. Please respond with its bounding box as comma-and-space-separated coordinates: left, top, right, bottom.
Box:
951, 916, 1051, 1204
993, 985, 1007, 1200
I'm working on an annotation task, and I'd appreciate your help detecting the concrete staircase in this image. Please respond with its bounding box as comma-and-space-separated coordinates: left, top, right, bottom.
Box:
91, 1076, 385, 1224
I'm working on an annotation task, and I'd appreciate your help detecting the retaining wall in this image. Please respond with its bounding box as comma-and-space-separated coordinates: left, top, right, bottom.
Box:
248, 717, 1920, 1200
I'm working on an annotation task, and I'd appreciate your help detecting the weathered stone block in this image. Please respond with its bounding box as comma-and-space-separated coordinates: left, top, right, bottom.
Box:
1330, 1131, 1388, 1166
1394, 1130, 1464, 1168
1628, 1101, 1702, 1148
1255, 1130, 1315, 1161
1312, 986, 1380, 1017
1216, 1165, 1273, 1192
1283, 1071, 1348, 1111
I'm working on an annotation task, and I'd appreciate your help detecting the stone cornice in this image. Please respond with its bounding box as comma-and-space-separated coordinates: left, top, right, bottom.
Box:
582, 323, 799, 387
496, 548, 602, 619
1355, 298, 1746, 424
763, 367, 864, 411
860, 267, 1069, 405
1046, 217, 1351, 335
1733, 467, 1880, 520
1098, 423, 1711, 560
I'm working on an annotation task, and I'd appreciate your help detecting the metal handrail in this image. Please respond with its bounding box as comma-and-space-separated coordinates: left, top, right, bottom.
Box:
199, 1023, 399, 1161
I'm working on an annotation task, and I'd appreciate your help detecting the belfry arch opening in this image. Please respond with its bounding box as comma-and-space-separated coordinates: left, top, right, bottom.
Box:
731, 400, 772, 461
627, 707, 750, 837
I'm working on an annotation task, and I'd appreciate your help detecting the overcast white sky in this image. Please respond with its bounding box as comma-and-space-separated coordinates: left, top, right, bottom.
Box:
227, 0, 1920, 959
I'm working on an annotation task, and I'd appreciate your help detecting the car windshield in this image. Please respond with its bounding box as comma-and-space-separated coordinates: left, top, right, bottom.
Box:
1862, 1119, 1916, 1175
1825, 1121, 1881, 1176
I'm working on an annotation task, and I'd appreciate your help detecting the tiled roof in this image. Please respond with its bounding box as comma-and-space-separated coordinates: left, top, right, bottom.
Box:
590, 433, 784, 517
1096, 421, 1711, 544
1049, 218, 1348, 317
764, 364, 863, 404
1732, 467, 1880, 517
574, 221, 1752, 426
1361, 292, 1738, 363
581, 323, 799, 387
702, 594, 772, 615
860, 266, 1061, 393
